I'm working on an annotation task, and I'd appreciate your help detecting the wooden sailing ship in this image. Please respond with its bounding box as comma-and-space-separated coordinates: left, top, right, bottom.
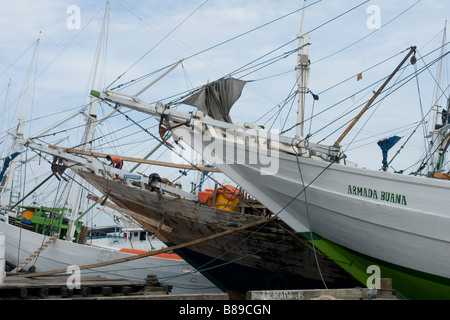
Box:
84, 12, 450, 299
26, 143, 359, 298
0, 1, 220, 295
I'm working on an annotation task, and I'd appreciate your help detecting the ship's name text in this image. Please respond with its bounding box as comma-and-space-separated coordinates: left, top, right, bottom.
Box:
348, 185, 407, 206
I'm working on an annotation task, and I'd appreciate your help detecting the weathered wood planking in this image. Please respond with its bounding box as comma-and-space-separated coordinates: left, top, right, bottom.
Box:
79, 170, 355, 286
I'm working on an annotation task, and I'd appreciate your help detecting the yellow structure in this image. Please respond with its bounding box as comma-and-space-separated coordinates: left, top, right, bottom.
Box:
21, 208, 35, 221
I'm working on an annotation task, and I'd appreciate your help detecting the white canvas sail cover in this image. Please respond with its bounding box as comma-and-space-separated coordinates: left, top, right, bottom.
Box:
181, 78, 247, 123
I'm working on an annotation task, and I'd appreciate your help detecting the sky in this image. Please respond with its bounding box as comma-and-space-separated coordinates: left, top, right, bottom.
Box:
0, 0, 448, 225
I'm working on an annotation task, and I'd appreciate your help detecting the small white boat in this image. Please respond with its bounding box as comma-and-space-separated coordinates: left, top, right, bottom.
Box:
0, 208, 221, 294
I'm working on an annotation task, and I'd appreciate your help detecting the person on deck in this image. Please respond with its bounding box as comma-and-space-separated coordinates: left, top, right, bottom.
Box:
106, 155, 123, 169
149, 173, 162, 185
148, 173, 162, 191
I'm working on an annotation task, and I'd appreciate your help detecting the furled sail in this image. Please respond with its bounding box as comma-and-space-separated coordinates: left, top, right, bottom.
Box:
0, 152, 21, 183
377, 136, 401, 171
181, 77, 247, 123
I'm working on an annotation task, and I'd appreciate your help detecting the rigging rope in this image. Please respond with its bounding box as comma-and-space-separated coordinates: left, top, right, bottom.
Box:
106, 0, 328, 93
106, 0, 373, 114
161, 151, 338, 286
279, 48, 414, 137
315, 48, 449, 144
342, 57, 410, 155
313, 0, 422, 65
294, 141, 328, 289
109, 102, 268, 215
107, 0, 210, 90
184, 139, 340, 288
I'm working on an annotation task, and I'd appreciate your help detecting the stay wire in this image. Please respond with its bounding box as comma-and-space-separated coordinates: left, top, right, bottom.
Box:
411, 61, 431, 159
107, 0, 210, 90
280, 41, 448, 138
342, 57, 409, 154
315, 49, 449, 144
107, 0, 369, 110
343, 121, 421, 153
216, 0, 369, 81
257, 67, 303, 127
313, 0, 422, 65
266, 68, 304, 130
107, 0, 323, 93
192, 139, 340, 285
100, 105, 338, 279
0, 41, 35, 80
280, 47, 413, 136
245, 0, 419, 85
182, 1, 321, 64
99, 0, 372, 270
293, 140, 328, 289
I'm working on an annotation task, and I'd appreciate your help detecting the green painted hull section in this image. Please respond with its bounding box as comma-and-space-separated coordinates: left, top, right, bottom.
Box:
300, 232, 450, 300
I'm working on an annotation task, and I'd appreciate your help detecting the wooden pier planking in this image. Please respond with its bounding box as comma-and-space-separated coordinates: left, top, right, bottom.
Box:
1, 274, 160, 299
0, 274, 230, 300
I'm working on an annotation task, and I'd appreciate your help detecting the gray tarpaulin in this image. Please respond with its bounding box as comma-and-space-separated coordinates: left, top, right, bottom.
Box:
181, 78, 247, 123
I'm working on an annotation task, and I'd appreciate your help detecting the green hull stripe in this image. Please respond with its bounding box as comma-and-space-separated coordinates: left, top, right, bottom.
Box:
300, 232, 450, 300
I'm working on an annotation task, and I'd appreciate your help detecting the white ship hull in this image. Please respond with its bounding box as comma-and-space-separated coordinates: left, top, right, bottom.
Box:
0, 220, 220, 294
86, 88, 450, 298
211, 145, 450, 279
172, 123, 450, 298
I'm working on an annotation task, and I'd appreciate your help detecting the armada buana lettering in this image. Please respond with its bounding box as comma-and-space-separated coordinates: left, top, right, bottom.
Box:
348, 185, 407, 206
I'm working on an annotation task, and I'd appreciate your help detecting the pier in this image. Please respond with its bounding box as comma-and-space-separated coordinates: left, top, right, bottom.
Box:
0, 273, 229, 300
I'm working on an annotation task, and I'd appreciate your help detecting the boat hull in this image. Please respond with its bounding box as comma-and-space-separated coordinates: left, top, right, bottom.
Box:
305, 233, 450, 300
74, 169, 359, 296
175, 246, 352, 299
182, 127, 450, 299
0, 219, 220, 294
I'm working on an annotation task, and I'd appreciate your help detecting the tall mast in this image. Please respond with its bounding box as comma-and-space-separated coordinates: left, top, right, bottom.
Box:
295, 0, 310, 140
18, 33, 40, 119
1, 34, 40, 207
0, 80, 11, 158
0, 119, 25, 206
65, 0, 110, 240
84, 0, 110, 147
428, 20, 447, 173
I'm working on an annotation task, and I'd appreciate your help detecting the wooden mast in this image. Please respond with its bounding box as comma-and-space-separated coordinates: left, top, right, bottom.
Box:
65, 0, 110, 241
295, 0, 310, 140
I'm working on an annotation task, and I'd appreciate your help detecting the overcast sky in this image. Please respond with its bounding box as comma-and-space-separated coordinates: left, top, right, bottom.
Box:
0, 1, 448, 220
